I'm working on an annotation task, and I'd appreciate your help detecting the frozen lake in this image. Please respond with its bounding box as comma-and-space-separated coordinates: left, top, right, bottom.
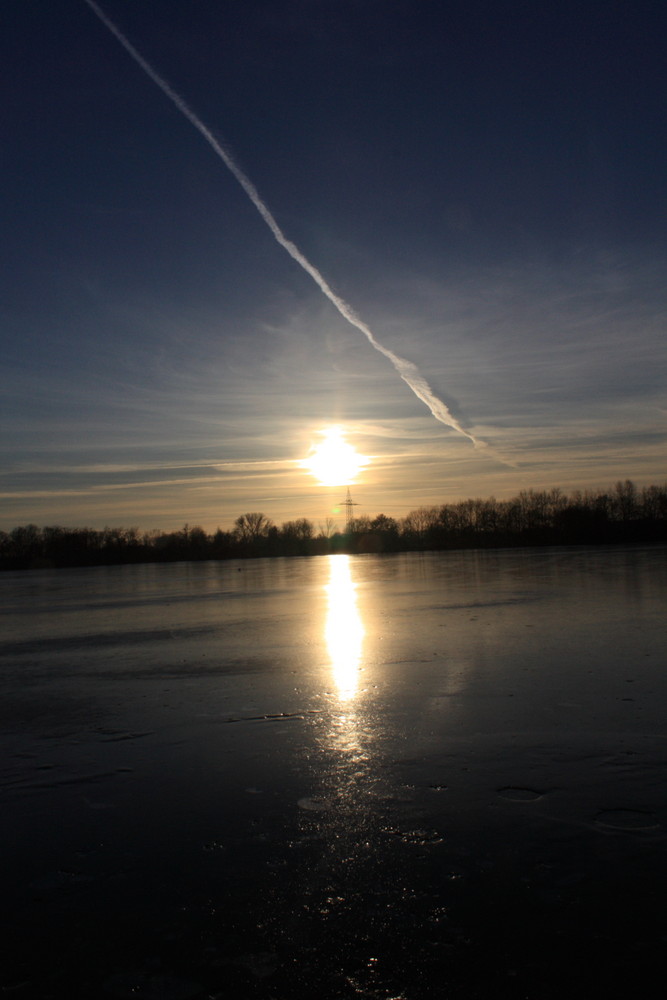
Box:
1, 546, 666, 998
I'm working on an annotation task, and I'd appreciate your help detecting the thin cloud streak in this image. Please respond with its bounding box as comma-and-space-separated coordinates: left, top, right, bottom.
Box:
83, 0, 509, 461
0, 465, 302, 502
0, 458, 295, 478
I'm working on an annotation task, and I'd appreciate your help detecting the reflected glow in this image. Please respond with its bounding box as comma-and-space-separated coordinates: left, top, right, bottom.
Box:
325, 555, 365, 700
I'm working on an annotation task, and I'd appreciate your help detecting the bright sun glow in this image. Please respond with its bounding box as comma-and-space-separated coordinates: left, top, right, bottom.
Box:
301, 427, 368, 487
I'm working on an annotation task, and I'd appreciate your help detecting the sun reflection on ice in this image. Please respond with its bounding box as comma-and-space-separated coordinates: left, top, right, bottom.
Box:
325, 555, 365, 702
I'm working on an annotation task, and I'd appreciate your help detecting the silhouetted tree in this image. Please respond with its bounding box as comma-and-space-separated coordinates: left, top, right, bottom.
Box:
366, 513, 400, 552
3, 478, 666, 571
318, 517, 337, 539
613, 479, 639, 521
401, 507, 438, 548
233, 512, 273, 555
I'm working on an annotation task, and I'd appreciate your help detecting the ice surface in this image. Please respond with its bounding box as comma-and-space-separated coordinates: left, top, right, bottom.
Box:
1, 547, 666, 997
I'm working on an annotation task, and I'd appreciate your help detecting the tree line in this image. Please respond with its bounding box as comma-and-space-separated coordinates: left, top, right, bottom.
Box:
1, 479, 665, 570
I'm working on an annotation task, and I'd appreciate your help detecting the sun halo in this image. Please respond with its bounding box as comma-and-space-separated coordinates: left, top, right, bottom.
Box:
301, 427, 368, 487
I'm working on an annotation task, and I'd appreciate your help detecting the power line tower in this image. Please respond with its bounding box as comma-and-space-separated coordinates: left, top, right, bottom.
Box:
341, 487, 359, 532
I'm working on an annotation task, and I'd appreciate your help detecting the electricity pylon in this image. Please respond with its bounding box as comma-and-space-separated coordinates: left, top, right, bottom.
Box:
341, 487, 359, 532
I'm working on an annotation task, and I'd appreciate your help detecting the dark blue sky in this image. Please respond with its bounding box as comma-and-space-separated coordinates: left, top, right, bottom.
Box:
2, 1, 665, 530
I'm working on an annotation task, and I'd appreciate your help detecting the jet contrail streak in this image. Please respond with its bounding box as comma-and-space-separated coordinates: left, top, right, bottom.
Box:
84, 0, 492, 453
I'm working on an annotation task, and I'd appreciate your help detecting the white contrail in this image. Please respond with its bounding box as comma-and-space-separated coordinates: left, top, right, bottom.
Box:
84, 0, 490, 452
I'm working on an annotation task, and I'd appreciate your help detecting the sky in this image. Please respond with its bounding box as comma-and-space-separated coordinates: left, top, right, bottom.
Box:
2, 0, 666, 533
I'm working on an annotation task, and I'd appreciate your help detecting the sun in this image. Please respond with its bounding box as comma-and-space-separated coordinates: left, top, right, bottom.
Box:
301, 427, 368, 487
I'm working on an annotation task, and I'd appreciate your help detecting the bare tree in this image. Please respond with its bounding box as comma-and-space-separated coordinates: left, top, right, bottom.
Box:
318, 517, 337, 539
614, 479, 638, 521
401, 506, 438, 540
281, 518, 314, 541
233, 512, 273, 543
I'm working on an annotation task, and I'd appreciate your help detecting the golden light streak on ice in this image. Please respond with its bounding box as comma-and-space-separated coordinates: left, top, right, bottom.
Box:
324, 555, 365, 701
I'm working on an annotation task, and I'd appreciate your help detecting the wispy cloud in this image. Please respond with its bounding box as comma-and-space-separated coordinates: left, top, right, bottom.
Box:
83, 0, 511, 459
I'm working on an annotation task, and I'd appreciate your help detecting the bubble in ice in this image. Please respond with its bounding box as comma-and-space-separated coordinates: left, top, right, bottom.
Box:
594, 808, 660, 830
497, 786, 544, 801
